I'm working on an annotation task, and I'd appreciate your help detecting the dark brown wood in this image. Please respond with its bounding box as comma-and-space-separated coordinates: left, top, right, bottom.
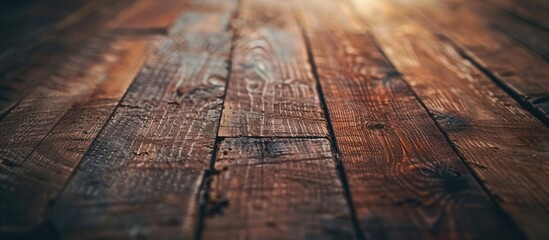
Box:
49, 1, 237, 239
0, 0, 133, 117
1, 0, 548, 238
297, 0, 519, 239
218, 0, 327, 137
483, 0, 549, 30
0, 0, 102, 52
0, 37, 155, 237
350, 0, 549, 238
107, 0, 188, 35
469, 1, 549, 60
405, 0, 549, 123
203, 138, 355, 240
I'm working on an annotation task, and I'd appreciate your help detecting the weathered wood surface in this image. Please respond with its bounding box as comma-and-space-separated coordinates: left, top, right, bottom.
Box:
351, 0, 549, 238
218, 0, 327, 137
0, 37, 154, 237
49, 0, 236, 239
0, 0, 133, 118
297, 0, 521, 239
405, 0, 549, 123
203, 138, 355, 240
0, 0, 548, 239
107, 0, 188, 35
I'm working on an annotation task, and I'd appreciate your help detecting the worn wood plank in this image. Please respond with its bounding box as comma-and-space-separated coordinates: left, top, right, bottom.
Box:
0, 0, 133, 117
405, 0, 549, 123
203, 138, 355, 240
218, 0, 327, 137
296, 0, 519, 239
49, 1, 236, 239
0, 38, 154, 237
107, 0, 188, 35
350, 0, 549, 238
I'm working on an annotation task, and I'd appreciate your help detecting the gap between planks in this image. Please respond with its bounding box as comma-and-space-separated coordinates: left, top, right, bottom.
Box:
348, 0, 549, 238
196, 0, 358, 239
300, 0, 531, 239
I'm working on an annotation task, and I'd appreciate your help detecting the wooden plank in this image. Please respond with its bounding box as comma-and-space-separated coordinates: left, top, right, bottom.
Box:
49, 1, 236, 239
469, 1, 549, 60
296, 0, 519, 239
218, 0, 327, 137
482, 0, 549, 30
0, 0, 133, 117
107, 0, 188, 35
405, 0, 549, 123
350, 0, 549, 238
203, 138, 355, 240
0, 38, 155, 237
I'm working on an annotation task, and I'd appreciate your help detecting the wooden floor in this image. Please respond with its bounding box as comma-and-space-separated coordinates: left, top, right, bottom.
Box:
0, 0, 548, 239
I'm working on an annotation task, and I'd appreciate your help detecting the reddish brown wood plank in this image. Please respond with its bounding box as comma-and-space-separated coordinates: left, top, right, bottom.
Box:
405, 0, 549, 123
49, 1, 237, 239
297, 0, 519, 239
107, 0, 188, 34
203, 138, 355, 240
351, 0, 549, 238
218, 0, 327, 137
0, 38, 155, 237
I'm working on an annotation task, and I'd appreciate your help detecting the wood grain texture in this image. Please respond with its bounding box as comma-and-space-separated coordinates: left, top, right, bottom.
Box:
297, 0, 518, 239
49, 1, 236, 239
0, 0, 133, 117
218, 0, 327, 137
107, 0, 188, 35
0, 39, 154, 237
203, 138, 355, 240
350, 0, 549, 238
405, 0, 549, 123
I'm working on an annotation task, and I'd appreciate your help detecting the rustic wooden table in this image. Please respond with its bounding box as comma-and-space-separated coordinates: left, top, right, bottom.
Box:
0, 0, 548, 239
